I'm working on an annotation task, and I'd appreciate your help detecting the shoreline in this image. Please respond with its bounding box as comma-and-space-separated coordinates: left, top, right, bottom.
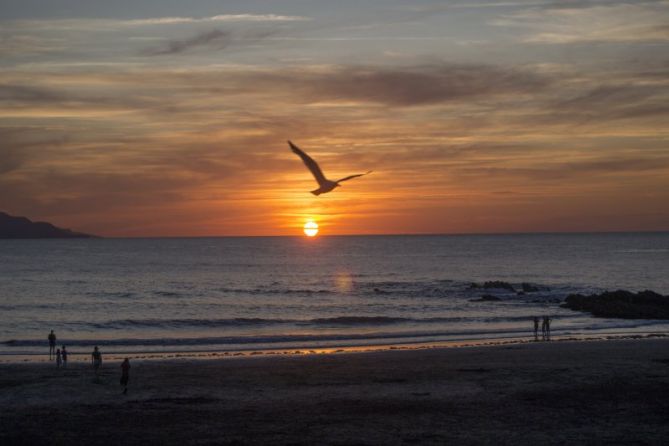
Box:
2, 331, 667, 364
2, 337, 668, 445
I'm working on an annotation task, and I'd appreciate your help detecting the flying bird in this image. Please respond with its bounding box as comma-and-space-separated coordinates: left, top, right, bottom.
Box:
288, 141, 372, 196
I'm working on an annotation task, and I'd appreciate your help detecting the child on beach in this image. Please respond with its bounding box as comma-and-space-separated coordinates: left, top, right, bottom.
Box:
56, 348, 62, 368
120, 358, 130, 395
61, 346, 68, 368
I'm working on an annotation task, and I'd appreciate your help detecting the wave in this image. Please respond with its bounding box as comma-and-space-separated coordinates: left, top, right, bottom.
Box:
4, 319, 667, 350
0, 328, 541, 348
613, 249, 669, 253
154, 291, 181, 297
9, 314, 580, 332
68, 280, 570, 302
104, 317, 289, 328
311, 316, 420, 325
86, 291, 136, 299
82, 316, 460, 329
217, 287, 333, 295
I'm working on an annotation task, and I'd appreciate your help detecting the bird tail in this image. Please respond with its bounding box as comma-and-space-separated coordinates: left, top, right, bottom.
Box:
310, 189, 322, 196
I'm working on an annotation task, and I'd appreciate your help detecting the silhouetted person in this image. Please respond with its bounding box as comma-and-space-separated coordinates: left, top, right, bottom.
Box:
61, 346, 68, 368
120, 358, 130, 395
545, 317, 552, 340
91, 346, 102, 379
541, 316, 548, 340
48, 330, 56, 359
533, 317, 540, 341
56, 348, 62, 368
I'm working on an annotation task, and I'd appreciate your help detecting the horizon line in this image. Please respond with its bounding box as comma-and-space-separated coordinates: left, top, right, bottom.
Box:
23, 229, 669, 240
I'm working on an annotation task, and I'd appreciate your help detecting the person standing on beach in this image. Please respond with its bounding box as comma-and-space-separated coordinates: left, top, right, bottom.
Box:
545, 317, 552, 341
120, 358, 130, 395
61, 345, 68, 368
91, 346, 102, 378
533, 317, 540, 341
48, 330, 56, 359
541, 317, 548, 340
56, 348, 62, 368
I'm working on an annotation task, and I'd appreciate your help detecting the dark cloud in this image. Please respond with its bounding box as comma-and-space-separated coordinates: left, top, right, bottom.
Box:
0, 80, 189, 113
566, 157, 669, 175
0, 84, 68, 102
121, 56, 553, 108
633, 62, 669, 80
305, 65, 549, 105
141, 28, 279, 56
543, 83, 669, 122
1, 63, 664, 131
228, 63, 551, 106
456, 156, 669, 182
143, 29, 232, 55
559, 85, 658, 108
0, 147, 23, 174
0, 128, 71, 176
0, 63, 553, 114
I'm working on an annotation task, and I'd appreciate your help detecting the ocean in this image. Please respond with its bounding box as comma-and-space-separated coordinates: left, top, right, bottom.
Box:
1, 233, 668, 361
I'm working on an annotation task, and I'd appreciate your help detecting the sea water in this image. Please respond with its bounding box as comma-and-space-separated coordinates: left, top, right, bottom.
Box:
1, 233, 668, 360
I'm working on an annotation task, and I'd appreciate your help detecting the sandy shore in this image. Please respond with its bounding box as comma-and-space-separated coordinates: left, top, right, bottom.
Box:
2, 338, 669, 445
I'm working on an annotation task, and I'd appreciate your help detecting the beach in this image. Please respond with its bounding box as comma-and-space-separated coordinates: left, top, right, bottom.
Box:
2, 338, 668, 445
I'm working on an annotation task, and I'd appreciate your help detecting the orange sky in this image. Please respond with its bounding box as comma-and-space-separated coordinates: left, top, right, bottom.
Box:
1, 1, 668, 236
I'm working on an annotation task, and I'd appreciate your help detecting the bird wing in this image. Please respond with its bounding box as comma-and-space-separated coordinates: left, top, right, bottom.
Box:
288, 141, 327, 186
336, 171, 373, 183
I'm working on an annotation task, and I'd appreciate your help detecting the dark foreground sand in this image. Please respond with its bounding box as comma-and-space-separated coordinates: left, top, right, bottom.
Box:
2, 339, 669, 445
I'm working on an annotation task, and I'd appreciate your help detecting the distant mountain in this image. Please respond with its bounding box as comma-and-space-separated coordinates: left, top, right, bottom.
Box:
0, 211, 95, 239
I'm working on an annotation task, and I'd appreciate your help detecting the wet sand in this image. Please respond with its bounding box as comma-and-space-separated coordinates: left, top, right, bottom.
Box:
2, 338, 669, 445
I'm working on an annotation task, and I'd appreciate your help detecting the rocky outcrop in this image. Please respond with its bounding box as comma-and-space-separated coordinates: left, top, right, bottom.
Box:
561, 290, 669, 319
0, 211, 95, 239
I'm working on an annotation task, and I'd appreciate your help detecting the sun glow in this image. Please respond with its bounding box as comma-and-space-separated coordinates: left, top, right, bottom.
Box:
303, 220, 319, 237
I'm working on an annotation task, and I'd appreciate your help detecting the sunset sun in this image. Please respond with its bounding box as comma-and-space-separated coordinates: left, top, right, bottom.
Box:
303, 220, 319, 237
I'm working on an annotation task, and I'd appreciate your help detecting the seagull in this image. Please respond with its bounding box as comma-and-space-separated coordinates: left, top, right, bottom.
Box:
288, 140, 372, 196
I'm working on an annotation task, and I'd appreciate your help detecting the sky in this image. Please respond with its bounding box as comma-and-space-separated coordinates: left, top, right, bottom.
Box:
1, 0, 668, 236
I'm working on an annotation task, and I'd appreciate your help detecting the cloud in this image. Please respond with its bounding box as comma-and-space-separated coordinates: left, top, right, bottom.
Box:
0, 62, 552, 109
1, 59, 667, 235
0, 147, 23, 174
125, 14, 310, 26
0, 34, 65, 57
0, 84, 68, 103
529, 82, 669, 125
142, 29, 232, 55
493, 2, 669, 44
457, 156, 669, 182
141, 28, 282, 56
4, 14, 310, 32
0, 82, 163, 115
4, 64, 664, 144
0, 126, 73, 177
229, 63, 551, 106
